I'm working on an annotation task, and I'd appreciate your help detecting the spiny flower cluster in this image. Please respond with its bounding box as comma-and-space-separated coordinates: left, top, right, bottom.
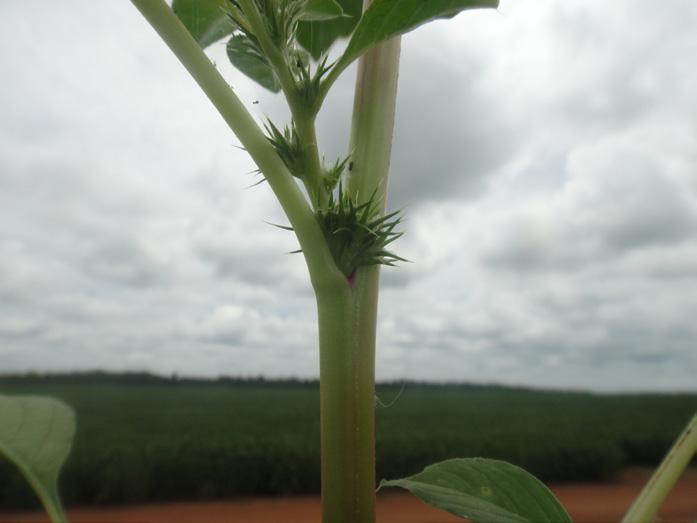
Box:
264, 120, 305, 178
293, 54, 332, 109
227, 0, 303, 49
264, 119, 347, 194
224, 0, 333, 107
316, 185, 406, 278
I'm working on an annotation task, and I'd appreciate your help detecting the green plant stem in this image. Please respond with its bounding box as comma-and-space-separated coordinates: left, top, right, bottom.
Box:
315, 266, 387, 523
236, 0, 325, 204
12, 465, 67, 523
316, 31, 402, 523
294, 113, 326, 205
347, 36, 402, 205
316, 282, 374, 523
129, 0, 341, 291
621, 414, 697, 523
15, 469, 67, 523
42, 492, 68, 523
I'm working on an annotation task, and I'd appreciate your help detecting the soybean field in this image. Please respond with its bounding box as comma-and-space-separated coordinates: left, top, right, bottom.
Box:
1, 373, 695, 508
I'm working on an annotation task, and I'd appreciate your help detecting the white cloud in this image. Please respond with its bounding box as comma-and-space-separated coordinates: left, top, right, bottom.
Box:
1, 0, 696, 391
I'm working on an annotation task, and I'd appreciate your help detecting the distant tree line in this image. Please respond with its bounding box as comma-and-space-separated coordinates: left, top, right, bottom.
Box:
0, 370, 533, 391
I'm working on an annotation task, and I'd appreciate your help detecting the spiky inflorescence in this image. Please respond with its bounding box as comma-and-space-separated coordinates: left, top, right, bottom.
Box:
264, 118, 349, 196
322, 155, 349, 192
225, 0, 333, 109
264, 120, 305, 178
292, 55, 333, 109
253, 0, 304, 49
226, 0, 304, 48
316, 186, 406, 279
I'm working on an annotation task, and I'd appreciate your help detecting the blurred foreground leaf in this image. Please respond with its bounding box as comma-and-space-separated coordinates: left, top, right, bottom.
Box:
380, 457, 572, 523
0, 395, 76, 523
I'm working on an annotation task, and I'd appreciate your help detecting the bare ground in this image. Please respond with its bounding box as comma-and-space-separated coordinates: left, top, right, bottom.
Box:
1, 468, 695, 523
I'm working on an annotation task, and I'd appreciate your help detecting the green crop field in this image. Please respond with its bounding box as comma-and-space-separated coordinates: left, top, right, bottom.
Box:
1, 374, 695, 508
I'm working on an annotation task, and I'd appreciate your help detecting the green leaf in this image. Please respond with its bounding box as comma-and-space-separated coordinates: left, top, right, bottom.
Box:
379, 458, 572, 523
172, 0, 236, 48
300, 0, 347, 21
226, 34, 282, 93
339, 0, 498, 68
296, 0, 362, 59
0, 395, 76, 523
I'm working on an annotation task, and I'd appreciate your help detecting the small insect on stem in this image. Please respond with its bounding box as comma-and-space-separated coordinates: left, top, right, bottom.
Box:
348, 161, 354, 172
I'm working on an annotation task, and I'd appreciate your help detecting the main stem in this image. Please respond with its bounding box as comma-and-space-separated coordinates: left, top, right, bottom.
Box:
316, 281, 371, 523
317, 34, 402, 523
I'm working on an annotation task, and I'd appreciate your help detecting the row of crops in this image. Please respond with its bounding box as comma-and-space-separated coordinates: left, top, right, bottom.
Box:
1, 375, 695, 508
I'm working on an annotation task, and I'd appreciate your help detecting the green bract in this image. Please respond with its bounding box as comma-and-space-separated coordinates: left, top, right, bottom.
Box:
264, 119, 305, 176
316, 186, 405, 278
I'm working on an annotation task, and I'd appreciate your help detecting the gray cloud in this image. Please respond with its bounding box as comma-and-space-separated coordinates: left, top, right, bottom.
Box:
389, 45, 515, 209
481, 138, 697, 272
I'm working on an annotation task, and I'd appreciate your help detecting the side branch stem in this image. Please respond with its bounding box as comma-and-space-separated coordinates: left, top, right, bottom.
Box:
237, 0, 325, 203
130, 0, 341, 290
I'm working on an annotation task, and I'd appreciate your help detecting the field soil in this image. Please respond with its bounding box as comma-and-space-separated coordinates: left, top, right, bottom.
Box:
1, 469, 695, 523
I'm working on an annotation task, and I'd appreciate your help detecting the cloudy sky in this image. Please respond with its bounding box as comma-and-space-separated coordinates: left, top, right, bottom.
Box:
1, 1, 696, 391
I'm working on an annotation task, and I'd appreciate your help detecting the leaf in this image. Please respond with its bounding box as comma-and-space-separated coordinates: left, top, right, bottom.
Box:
300, 0, 348, 21
0, 395, 76, 523
226, 35, 282, 92
172, 0, 236, 48
379, 458, 572, 523
339, 0, 498, 68
296, 0, 362, 59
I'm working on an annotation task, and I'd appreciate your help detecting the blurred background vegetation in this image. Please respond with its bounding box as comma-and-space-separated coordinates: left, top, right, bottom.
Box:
1, 372, 695, 509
